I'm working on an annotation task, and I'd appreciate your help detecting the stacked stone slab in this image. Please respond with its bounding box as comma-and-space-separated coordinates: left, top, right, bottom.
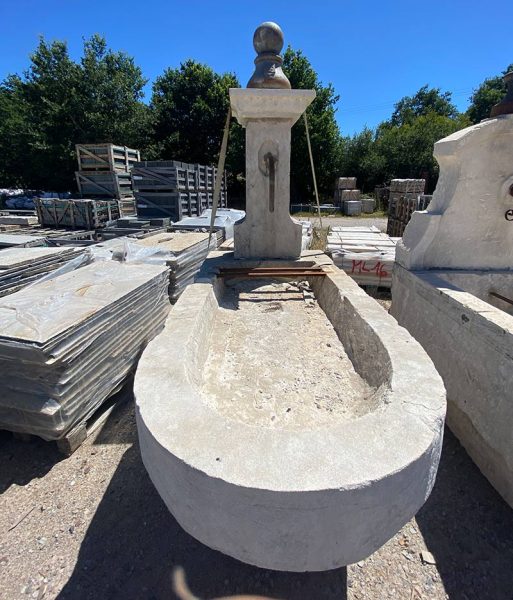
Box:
326, 226, 397, 288
94, 231, 220, 303
334, 177, 363, 215
0, 246, 86, 296
0, 261, 170, 440
131, 231, 219, 301
131, 161, 227, 221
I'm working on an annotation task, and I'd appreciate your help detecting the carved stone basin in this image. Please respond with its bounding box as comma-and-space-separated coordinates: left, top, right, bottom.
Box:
135, 251, 446, 571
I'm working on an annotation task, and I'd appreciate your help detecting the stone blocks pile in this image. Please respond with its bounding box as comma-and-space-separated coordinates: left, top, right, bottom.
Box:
333, 177, 371, 216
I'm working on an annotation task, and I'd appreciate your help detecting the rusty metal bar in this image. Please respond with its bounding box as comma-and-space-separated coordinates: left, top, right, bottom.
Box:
218, 267, 327, 278
490, 291, 513, 306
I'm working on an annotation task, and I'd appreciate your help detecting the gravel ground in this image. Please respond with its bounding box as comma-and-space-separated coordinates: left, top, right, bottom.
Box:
304, 216, 388, 232
1, 384, 512, 600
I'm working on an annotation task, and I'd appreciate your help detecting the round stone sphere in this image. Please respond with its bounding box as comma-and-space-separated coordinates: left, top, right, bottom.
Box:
253, 21, 284, 55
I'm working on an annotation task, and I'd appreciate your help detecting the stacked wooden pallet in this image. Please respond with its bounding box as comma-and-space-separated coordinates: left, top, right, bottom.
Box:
0, 247, 86, 296
0, 261, 170, 441
386, 191, 432, 237
34, 197, 120, 229
131, 160, 227, 220
75, 143, 139, 199
326, 226, 398, 289
386, 179, 425, 236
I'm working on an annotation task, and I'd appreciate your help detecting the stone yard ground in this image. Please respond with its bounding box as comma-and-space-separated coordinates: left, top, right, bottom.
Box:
1, 387, 512, 600
304, 215, 388, 232
0, 221, 512, 600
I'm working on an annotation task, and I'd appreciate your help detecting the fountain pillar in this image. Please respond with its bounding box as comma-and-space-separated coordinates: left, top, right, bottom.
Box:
230, 22, 315, 259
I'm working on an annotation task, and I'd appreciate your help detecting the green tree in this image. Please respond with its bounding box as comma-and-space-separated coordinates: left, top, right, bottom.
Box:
339, 128, 386, 192
376, 112, 469, 190
341, 85, 469, 193
466, 63, 513, 124
149, 60, 244, 198
282, 47, 342, 202
0, 35, 148, 191
0, 76, 33, 187
390, 85, 458, 127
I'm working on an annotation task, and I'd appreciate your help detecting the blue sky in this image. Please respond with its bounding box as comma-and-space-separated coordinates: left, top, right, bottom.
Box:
1, 0, 512, 135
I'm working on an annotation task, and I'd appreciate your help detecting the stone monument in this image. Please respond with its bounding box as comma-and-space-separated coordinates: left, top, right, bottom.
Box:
135, 22, 446, 572
231, 22, 315, 259
392, 73, 513, 506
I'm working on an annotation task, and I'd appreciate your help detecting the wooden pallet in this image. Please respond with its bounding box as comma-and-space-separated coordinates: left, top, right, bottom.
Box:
76, 143, 140, 172
75, 171, 133, 198
34, 197, 120, 229
135, 190, 227, 220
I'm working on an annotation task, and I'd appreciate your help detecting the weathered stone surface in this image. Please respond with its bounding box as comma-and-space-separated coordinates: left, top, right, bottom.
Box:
397, 115, 513, 271
135, 251, 446, 571
230, 89, 315, 259
392, 265, 513, 507
393, 112, 513, 508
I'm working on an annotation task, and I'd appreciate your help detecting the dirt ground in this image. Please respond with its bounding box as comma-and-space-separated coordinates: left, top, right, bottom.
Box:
1, 385, 512, 600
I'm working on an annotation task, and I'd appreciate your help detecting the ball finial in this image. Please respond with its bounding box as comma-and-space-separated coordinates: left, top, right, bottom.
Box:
247, 21, 291, 89
253, 22, 284, 55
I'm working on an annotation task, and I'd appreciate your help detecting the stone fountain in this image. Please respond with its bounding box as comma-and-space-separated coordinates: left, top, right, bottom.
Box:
392, 73, 513, 507
135, 22, 446, 571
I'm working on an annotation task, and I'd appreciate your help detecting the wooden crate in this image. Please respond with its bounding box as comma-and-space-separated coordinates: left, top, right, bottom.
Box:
75, 171, 133, 198
118, 196, 137, 217
134, 190, 226, 221
131, 166, 198, 192
34, 198, 120, 229
76, 144, 140, 172
131, 163, 225, 193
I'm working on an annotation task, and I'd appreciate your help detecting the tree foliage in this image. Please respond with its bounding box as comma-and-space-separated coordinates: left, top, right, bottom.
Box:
282, 47, 342, 201
2, 35, 509, 201
466, 63, 513, 124
0, 35, 148, 190
340, 87, 469, 192
148, 60, 244, 195
390, 85, 458, 126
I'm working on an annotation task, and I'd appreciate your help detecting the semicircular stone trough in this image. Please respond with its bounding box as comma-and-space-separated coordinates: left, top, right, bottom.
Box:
135, 251, 446, 572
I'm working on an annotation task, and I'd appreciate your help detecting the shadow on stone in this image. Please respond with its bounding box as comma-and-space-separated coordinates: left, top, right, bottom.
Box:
58, 406, 348, 600
416, 428, 513, 600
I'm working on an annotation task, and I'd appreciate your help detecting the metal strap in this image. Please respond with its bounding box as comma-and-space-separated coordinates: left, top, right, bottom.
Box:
303, 111, 322, 229
208, 106, 232, 250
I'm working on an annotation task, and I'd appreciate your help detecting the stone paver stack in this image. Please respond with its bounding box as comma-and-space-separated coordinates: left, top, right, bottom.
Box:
0, 246, 86, 296
0, 261, 170, 441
